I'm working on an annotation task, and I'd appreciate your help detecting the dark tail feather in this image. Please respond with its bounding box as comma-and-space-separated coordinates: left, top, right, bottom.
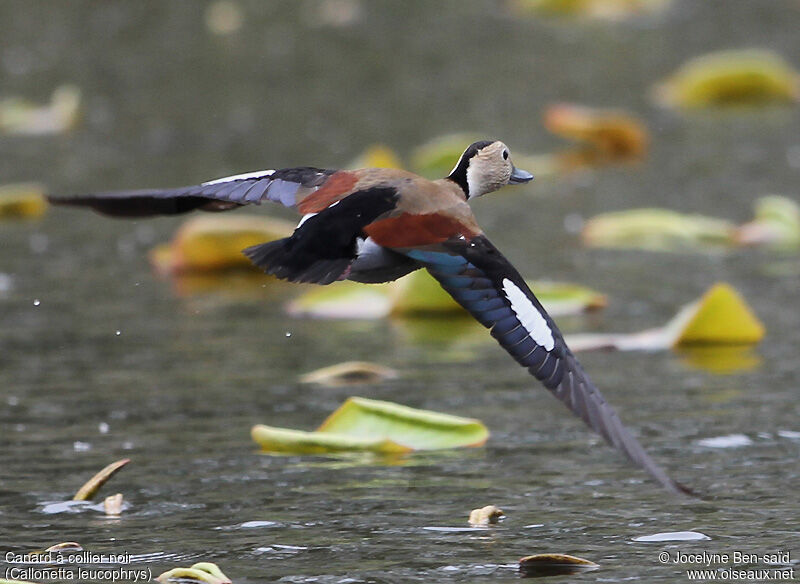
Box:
243, 239, 350, 285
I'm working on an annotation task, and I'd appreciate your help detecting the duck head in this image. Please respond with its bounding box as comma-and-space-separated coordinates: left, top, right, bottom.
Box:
446, 140, 534, 199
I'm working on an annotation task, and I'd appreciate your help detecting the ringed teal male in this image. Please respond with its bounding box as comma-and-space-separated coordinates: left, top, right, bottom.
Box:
50, 140, 689, 495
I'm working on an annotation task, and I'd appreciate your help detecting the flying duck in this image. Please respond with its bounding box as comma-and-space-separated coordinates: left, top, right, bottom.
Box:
50, 139, 689, 495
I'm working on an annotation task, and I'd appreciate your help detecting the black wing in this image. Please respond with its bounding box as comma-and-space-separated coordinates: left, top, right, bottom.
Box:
244, 186, 401, 284
405, 236, 690, 495
48, 167, 336, 217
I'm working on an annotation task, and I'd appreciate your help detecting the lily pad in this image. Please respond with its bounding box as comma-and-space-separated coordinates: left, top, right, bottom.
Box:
0, 84, 81, 135
286, 280, 392, 319
0, 183, 48, 220
157, 562, 231, 584
736, 195, 800, 249
568, 282, 764, 355
409, 133, 482, 179
510, 0, 670, 20
299, 361, 399, 387
671, 283, 765, 345
654, 49, 800, 108
518, 553, 598, 577
348, 143, 403, 169
544, 103, 648, 160
581, 208, 736, 251
252, 397, 489, 454
150, 214, 294, 274
288, 270, 605, 319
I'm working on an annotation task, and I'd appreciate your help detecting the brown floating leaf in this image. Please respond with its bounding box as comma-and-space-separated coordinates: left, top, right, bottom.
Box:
519, 553, 598, 577
103, 493, 124, 516
72, 458, 130, 501
544, 103, 649, 161
468, 505, 504, 526
44, 542, 83, 553
299, 361, 399, 387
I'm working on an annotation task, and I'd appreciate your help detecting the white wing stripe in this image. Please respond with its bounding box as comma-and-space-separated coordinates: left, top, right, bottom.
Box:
502, 278, 555, 351
202, 169, 275, 186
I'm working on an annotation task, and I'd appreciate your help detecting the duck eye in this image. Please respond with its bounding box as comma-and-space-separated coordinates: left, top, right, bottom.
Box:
502, 150, 509, 160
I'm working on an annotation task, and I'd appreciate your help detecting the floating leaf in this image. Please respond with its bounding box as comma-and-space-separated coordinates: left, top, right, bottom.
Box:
103, 493, 124, 516
72, 458, 130, 501
671, 283, 765, 345
736, 195, 800, 249
299, 361, 398, 387
581, 208, 736, 251
654, 49, 800, 108
391, 271, 606, 317
44, 542, 83, 553
468, 505, 504, 526
567, 283, 764, 357
150, 215, 294, 274
518, 553, 598, 577
409, 133, 482, 179
0, 85, 81, 135
348, 144, 403, 169
252, 397, 489, 454
251, 425, 411, 454
0, 183, 48, 220
510, 0, 669, 20
157, 562, 231, 584
286, 280, 391, 319
544, 103, 648, 160
632, 531, 710, 542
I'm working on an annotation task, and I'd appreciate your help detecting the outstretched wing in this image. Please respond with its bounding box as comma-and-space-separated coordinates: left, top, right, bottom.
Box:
47, 167, 358, 217
405, 236, 690, 495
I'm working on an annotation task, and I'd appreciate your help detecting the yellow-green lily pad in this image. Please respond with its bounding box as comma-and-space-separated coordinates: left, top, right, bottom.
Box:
654, 49, 800, 109
0, 183, 48, 220
252, 397, 488, 454
737, 195, 800, 249
567, 282, 764, 357
581, 208, 736, 251
150, 214, 294, 274
510, 0, 669, 20
409, 133, 482, 179
0, 85, 81, 135
288, 270, 605, 320
348, 143, 403, 169
157, 562, 231, 584
286, 280, 392, 319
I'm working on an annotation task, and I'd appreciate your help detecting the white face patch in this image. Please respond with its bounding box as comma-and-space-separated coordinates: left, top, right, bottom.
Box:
203, 169, 275, 186
466, 164, 480, 199
502, 278, 555, 351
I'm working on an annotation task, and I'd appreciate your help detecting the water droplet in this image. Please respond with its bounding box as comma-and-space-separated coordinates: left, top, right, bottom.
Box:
285, 331, 292, 337
73, 441, 91, 452
7, 396, 19, 406
33, 299, 40, 306
98, 422, 110, 434
115, 330, 121, 336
